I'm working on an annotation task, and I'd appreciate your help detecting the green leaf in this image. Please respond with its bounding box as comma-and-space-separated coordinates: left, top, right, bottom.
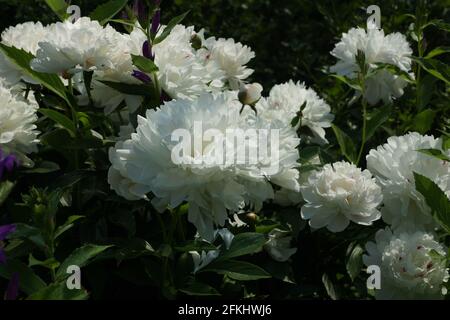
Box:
55, 215, 85, 239
417, 149, 450, 162
425, 46, 450, 59
39, 109, 77, 136
153, 11, 190, 45
100, 80, 154, 96
22, 161, 60, 174
56, 244, 113, 280
299, 146, 320, 164
417, 74, 437, 110
329, 74, 361, 91
217, 232, 266, 261
179, 280, 220, 296
0, 44, 67, 101
131, 55, 159, 73
44, 0, 69, 20
27, 282, 89, 300
331, 124, 357, 163
410, 109, 436, 134
414, 172, 450, 233
90, 0, 129, 25
346, 243, 364, 282
413, 57, 450, 84
365, 105, 392, 142
0, 180, 15, 207
322, 273, 337, 300
203, 260, 271, 281
28, 254, 60, 270
9, 223, 47, 250
174, 240, 218, 252
0, 259, 46, 295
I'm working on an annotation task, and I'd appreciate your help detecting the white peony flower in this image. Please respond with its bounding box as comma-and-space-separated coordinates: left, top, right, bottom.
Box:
264, 228, 297, 262
366, 132, 450, 232
108, 140, 149, 201
130, 24, 225, 101
203, 37, 255, 85
330, 26, 413, 105
0, 22, 49, 86
256, 80, 334, 143
0, 81, 39, 165
31, 17, 125, 75
108, 92, 300, 240
363, 228, 449, 300
300, 161, 382, 232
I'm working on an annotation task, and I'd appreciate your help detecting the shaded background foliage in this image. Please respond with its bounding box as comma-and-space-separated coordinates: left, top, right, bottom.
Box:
0, 0, 448, 300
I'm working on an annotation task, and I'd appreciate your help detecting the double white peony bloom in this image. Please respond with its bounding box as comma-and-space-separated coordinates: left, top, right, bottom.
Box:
0, 80, 39, 166
367, 132, 450, 232
330, 25, 413, 105
256, 80, 334, 143
300, 161, 382, 232
108, 92, 300, 240
363, 228, 449, 299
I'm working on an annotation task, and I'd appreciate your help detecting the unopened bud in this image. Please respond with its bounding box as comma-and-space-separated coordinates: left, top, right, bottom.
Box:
238, 82, 263, 106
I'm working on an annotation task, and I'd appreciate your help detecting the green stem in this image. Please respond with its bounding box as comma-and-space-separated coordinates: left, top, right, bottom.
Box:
356, 99, 367, 165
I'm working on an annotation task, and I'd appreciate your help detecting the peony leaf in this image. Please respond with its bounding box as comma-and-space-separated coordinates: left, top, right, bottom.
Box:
346, 243, 364, 282
425, 46, 450, 59
131, 55, 159, 73
414, 172, 450, 234
90, 0, 129, 26
153, 11, 190, 45
417, 149, 450, 162
56, 244, 113, 281
39, 109, 77, 137
26, 282, 89, 300
100, 80, 154, 96
365, 104, 392, 142
202, 260, 271, 281
217, 232, 266, 261
0, 44, 68, 101
412, 57, 450, 84
0, 259, 47, 295
0, 180, 15, 207
331, 125, 357, 164
179, 279, 221, 296
44, 0, 69, 21
410, 109, 436, 134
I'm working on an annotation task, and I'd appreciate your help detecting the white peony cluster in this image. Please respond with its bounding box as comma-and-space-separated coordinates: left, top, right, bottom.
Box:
363, 228, 449, 300
108, 92, 300, 240
130, 24, 255, 99
300, 161, 382, 232
330, 25, 413, 105
367, 132, 450, 232
0, 22, 49, 86
256, 80, 334, 143
0, 80, 39, 166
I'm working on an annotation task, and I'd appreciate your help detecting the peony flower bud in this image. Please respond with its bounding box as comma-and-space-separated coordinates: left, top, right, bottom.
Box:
238, 82, 263, 106
132, 70, 152, 84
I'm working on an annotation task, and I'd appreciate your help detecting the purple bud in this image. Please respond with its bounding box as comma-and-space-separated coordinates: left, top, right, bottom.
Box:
0, 249, 6, 264
132, 70, 152, 84
133, 0, 148, 24
0, 224, 16, 241
151, 10, 161, 35
142, 41, 154, 60
4, 273, 19, 300
0, 150, 19, 181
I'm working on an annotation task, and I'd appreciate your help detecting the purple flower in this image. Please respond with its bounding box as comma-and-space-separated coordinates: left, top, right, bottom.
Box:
4, 273, 19, 300
142, 41, 154, 60
0, 150, 19, 181
151, 9, 161, 35
132, 70, 152, 84
0, 224, 16, 264
133, 0, 148, 24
